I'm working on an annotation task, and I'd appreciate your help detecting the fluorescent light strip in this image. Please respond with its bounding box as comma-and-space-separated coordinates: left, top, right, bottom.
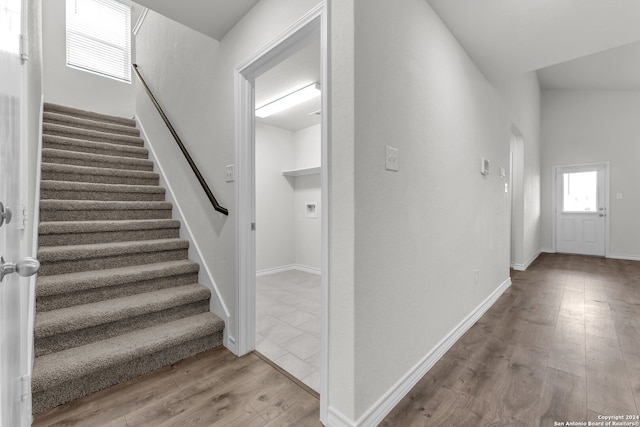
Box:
255, 83, 321, 118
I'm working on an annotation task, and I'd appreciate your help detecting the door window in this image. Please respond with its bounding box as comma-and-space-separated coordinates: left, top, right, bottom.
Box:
562, 171, 597, 213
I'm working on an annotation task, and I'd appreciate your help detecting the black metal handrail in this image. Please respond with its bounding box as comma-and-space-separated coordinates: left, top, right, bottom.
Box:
132, 64, 229, 216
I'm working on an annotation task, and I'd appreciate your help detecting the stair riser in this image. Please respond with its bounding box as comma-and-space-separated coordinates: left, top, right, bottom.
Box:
43, 127, 143, 148
39, 227, 179, 247
36, 272, 199, 311
38, 248, 188, 276
44, 104, 136, 127
43, 140, 148, 159
42, 154, 154, 172
36, 300, 210, 357
32, 333, 222, 414
43, 116, 140, 137
40, 188, 165, 202
40, 209, 172, 222
41, 170, 159, 186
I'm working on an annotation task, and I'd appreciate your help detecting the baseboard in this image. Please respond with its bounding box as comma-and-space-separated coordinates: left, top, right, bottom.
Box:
511, 250, 541, 271
333, 277, 512, 427
541, 248, 555, 254
136, 116, 234, 350
327, 407, 356, 427
256, 264, 321, 277
607, 253, 640, 262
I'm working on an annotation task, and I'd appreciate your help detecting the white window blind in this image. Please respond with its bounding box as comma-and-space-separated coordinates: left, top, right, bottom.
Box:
66, 0, 131, 83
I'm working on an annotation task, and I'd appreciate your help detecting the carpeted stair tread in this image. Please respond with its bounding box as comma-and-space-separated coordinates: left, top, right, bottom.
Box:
44, 103, 136, 127
38, 238, 189, 263
35, 284, 211, 339
31, 312, 224, 393
39, 218, 179, 236
41, 162, 159, 185
34, 103, 224, 413
43, 123, 144, 147
39, 200, 173, 222
43, 134, 148, 159
43, 111, 140, 137
36, 259, 198, 298
40, 180, 164, 201
42, 148, 154, 171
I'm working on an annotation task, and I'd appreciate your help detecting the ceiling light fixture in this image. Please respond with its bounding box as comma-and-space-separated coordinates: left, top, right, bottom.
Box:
255, 83, 321, 118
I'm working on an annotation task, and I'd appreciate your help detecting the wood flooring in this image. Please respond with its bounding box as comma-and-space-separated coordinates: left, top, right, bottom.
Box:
34, 253, 640, 426
381, 253, 640, 426
32, 349, 322, 427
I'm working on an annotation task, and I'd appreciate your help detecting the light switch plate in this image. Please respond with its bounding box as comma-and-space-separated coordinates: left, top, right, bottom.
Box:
386, 146, 399, 172
225, 164, 235, 182
481, 158, 490, 175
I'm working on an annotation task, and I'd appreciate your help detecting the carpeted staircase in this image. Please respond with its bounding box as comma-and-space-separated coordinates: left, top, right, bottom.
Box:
32, 103, 225, 414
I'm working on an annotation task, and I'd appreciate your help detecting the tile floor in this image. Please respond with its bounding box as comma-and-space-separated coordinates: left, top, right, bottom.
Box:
256, 269, 321, 392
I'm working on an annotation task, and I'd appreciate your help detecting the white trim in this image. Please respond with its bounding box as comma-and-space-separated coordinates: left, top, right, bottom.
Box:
510, 250, 541, 271
235, 2, 330, 422
336, 278, 512, 427
327, 407, 356, 427
132, 7, 149, 36
607, 254, 640, 262
256, 264, 321, 277
541, 248, 555, 254
135, 116, 233, 349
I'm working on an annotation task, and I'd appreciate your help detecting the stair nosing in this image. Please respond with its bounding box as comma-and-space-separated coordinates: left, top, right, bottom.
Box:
43, 103, 136, 127
41, 162, 160, 179
42, 148, 154, 167
37, 238, 189, 262
35, 284, 211, 338
32, 313, 224, 392
43, 112, 140, 136
43, 135, 148, 156
40, 180, 165, 194
36, 259, 199, 297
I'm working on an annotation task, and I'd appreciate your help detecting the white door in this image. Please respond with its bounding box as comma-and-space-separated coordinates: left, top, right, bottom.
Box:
1, 0, 36, 425
555, 164, 607, 256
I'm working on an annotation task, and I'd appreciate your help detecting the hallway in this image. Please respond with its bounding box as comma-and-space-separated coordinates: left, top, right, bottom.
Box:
381, 254, 640, 426
33, 254, 640, 426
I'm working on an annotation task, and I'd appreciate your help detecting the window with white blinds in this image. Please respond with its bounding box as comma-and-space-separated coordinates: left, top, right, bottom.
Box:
66, 0, 131, 83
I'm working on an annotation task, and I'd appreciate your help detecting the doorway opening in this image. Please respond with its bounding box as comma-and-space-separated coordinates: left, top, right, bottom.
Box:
510, 127, 524, 269
254, 36, 322, 393
235, 3, 328, 421
554, 163, 608, 257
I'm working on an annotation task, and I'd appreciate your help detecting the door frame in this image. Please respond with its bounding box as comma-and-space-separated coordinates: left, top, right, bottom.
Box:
234, 2, 329, 422
551, 162, 610, 256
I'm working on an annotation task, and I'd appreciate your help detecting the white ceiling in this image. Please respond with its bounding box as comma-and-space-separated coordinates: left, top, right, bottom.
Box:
133, 0, 259, 40
255, 38, 322, 132
425, 0, 640, 89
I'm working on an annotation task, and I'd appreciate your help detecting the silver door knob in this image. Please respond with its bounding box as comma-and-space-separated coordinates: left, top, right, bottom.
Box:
598, 213, 605, 217
0, 256, 40, 282
0, 202, 11, 227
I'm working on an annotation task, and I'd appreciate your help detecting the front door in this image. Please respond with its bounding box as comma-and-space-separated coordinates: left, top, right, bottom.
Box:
555, 164, 607, 256
1, 0, 33, 424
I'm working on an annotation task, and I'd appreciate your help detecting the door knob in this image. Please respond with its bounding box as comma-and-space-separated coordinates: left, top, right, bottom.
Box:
0, 202, 11, 227
0, 256, 40, 282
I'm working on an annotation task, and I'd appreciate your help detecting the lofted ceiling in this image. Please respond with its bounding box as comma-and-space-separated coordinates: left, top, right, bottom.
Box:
425, 0, 640, 89
132, 0, 259, 40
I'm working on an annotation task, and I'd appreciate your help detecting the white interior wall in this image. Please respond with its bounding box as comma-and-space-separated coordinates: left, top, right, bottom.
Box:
255, 123, 321, 273
541, 90, 640, 259
293, 124, 321, 271
42, 0, 136, 117
134, 0, 323, 350
350, 0, 514, 419
493, 73, 542, 268
255, 123, 295, 272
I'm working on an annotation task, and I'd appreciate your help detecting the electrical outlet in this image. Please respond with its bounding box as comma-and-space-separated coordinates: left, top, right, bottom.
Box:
225, 164, 235, 182
474, 269, 479, 285
386, 146, 399, 172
